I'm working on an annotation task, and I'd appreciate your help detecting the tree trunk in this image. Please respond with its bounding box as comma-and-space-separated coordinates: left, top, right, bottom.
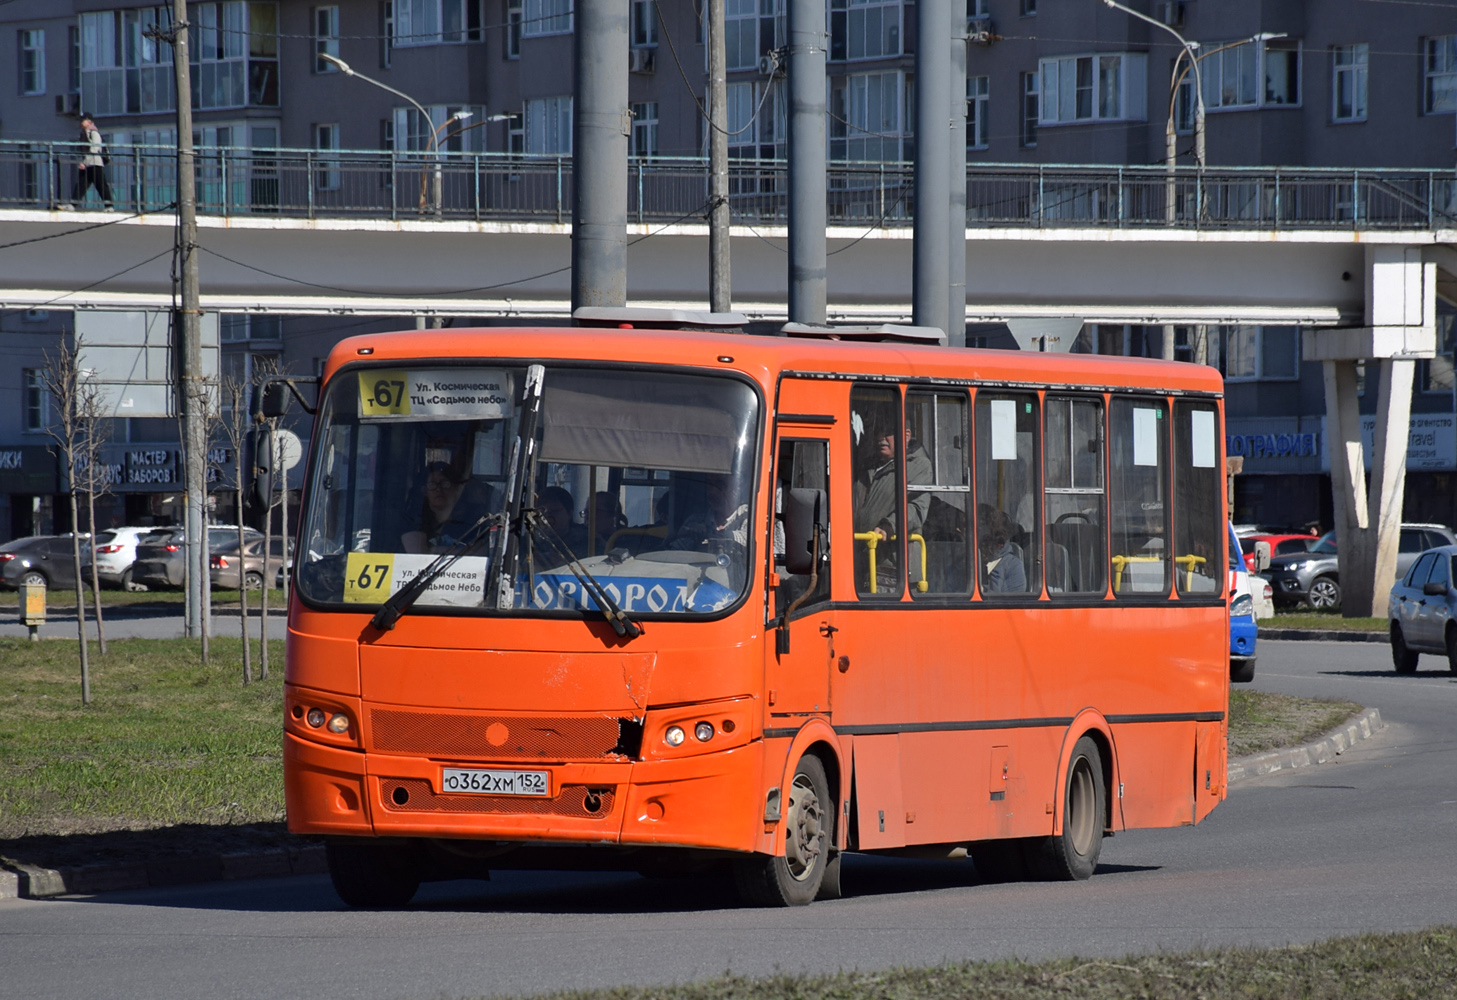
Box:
237, 482, 250, 685
260, 486, 272, 681
69, 490, 91, 704
86, 486, 107, 655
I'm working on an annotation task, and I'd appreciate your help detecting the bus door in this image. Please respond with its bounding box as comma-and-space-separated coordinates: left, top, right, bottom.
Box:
768, 405, 838, 720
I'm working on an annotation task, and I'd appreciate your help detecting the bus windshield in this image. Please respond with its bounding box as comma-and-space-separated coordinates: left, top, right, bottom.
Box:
296, 365, 760, 618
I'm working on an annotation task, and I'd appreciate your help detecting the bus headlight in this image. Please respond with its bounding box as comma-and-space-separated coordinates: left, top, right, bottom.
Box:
327, 713, 351, 734
306, 708, 327, 728
694, 722, 714, 742
665, 726, 685, 746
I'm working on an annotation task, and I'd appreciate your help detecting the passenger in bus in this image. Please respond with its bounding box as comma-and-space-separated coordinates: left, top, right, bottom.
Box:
536, 486, 590, 557
670, 473, 749, 550
978, 504, 1028, 594
853, 422, 933, 590
588, 491, 627, 555
402, 461, 487, 553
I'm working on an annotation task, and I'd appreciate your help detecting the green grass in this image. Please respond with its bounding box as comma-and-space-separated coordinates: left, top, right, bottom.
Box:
1266, 610, 1385, 632
0, 588, 286, 607
0, 637, 285, 838
493, 929, 1457, 1000
1228, 689, 1362, 757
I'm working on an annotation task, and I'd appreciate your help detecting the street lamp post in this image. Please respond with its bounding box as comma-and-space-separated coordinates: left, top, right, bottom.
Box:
319, 53, 466, 216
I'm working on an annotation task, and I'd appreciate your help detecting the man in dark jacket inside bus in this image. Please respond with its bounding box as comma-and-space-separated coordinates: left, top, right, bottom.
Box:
853, 421, 932, 591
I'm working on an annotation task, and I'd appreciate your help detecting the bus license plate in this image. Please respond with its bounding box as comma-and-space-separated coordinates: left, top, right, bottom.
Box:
440, 768, 550, 797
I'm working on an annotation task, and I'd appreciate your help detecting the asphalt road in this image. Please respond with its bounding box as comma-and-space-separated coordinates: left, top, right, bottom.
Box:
0, 603, 288, 641
3, 639, 1455, 1000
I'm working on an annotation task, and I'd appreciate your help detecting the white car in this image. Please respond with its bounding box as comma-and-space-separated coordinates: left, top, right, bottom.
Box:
92, 526, 162, 589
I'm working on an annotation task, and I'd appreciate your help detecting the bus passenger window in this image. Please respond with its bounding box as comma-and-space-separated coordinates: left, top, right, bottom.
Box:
850, 386, 904, 599
1110, 397, 1170, 595
1174, 400, 1222, 595
974, 392, 1039, 597
907, 390, 971, 596
1045, 397, 1106, 596
774, 438, 830, 618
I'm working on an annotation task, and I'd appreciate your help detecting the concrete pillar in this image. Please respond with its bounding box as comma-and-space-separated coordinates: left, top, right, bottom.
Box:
571, 0, 629, 312
787, 0, 827, 324
913, 0, 950, 338
947, 10, 967, 348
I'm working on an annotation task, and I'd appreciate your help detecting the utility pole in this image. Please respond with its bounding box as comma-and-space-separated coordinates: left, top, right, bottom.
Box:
707, 0, 731, 313
913, 0, 950, 338
163, 0, 206, 639
948, 9, 967, 348
787, 0, 826, 324
571, 0, 629, 312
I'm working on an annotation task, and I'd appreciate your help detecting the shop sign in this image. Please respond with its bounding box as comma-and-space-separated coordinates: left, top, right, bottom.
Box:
1358, 413, 1456, 471
0, 445, 59, 494
1225, 418, 1325, 474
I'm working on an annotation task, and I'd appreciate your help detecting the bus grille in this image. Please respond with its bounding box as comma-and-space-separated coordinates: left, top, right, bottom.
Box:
380, 778, 616, 818
369, 709, 624, 760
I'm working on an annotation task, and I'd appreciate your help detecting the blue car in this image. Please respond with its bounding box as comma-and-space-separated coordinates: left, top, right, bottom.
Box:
1229, 523, 1257, 683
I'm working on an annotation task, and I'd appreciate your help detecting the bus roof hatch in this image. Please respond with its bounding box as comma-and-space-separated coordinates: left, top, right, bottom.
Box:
573, 306, 750, 330
780, 323, 947, 346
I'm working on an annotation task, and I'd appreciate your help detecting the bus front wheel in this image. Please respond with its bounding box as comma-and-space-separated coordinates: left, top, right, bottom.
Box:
326, 838, 422, 908
1026, 736, 1106, 881
734, 755, 831, 906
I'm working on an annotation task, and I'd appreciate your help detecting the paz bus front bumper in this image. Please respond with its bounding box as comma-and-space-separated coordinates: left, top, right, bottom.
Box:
284, 731, 764, 853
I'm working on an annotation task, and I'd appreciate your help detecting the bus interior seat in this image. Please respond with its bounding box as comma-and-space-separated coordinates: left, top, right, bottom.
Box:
1049, 520, 1101, 593
1046, 540, 1071, 593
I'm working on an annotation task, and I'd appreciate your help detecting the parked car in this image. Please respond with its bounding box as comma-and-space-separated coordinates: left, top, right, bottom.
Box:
132, 525, 262, 589
210, 536, 290, 591
1239, 532, 1316, 574
92, 526, 162, 589
1228, 523, 1257, 683
0, 534, 92, 590
1266, 523, 1457, 610
1388, 544, 1457, 674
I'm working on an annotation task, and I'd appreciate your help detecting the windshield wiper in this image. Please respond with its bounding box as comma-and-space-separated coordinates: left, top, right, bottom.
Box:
370, 513, 500, 632
487, 364, 546, 611
524, 508, 643, 639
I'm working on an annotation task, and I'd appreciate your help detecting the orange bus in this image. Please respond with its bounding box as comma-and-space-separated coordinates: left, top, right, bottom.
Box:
278, 313, 1228, 908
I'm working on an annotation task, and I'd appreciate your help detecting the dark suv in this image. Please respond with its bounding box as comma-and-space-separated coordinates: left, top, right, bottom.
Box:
1267, 523, 1457, 610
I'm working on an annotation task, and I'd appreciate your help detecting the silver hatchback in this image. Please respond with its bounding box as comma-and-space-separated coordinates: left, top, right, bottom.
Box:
1388, 544, 1457, 674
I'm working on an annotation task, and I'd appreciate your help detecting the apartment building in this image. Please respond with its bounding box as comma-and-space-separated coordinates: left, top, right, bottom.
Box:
0, 0, 1454, 538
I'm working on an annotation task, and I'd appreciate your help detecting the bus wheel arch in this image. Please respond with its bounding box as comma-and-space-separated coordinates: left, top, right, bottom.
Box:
738, 724, 842, 906
1052, 714, 1117, 839
1026, 732, 1108, 881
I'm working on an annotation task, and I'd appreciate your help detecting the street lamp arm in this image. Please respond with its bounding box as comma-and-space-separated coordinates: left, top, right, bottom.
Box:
318, 53, 440, 153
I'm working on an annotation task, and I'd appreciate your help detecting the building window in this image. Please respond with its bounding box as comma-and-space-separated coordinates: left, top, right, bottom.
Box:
20, 29, 45, 96
967, 75, 989, 149
1222, 326, 1299, 382
1425, 35, 1457, 114
1263, 40, 1300, 105
222, 315, 283, 342
1331, 44, 1367, 123
315, 123, 340, 190
522, 0, 572, 38
392, 104, 486, 152
1201, 38, 1300, 111
69, 25, 80, 94
393, 0, 484, 46
631, 101, 658, 158
830, 71, 905, 161
24, 369, 50, 432
1020, 71, 1038, 146
1021, 0, 1036, 15
314, 6, 340, 72
507, 111, 524, 154
506, 0, 522, 57
524, 95, 571, 154
727, 80, 783, 161
1039, 53, 1146, 124
631, 0, 657, 46
727, 0, 781, 70
968, 0, 988, 18
1423, 309, 1456, 393
830, 0, 901, 62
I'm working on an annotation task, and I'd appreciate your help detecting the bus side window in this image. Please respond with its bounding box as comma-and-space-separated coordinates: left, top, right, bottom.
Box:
907, 390, 971, 596
850, 386, 904, 599
774, 438, 830, 618
1173, 400, 1222, 595
1110, 397, 1170, 595
974, 392, 1040, 597
1044, 396, 1106, 596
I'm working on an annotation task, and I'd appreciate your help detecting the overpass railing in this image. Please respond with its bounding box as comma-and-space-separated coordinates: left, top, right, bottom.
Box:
3, 140, 1454, 231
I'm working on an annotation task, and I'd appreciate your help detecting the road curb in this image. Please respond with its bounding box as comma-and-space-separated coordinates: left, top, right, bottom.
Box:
0, 844, 325, 901
1259, 628, 1386, 643
1227, 707, 1385, 783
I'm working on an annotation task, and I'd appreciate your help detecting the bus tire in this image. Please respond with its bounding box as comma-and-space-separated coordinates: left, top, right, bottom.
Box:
325, 839, 421, 908
1025, 736, 1106, 881
733, 755, 830, 906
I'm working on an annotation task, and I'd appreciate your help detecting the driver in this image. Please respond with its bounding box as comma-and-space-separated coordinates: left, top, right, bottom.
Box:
670, 472, 748, 550
402, 461, 484, 553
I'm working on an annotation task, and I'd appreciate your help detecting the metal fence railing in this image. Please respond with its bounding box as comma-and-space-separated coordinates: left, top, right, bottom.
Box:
3, 141, 1454, 232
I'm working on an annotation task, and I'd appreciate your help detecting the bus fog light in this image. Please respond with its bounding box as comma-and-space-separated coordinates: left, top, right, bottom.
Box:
327, 713, 350, 734
694, 722, 714, 742
306, 708, 326, 728
665, 726, 685, 746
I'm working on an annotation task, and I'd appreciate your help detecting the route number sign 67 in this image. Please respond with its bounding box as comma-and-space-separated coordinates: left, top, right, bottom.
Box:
358, 370, 411, 416
343, 552, 396, 602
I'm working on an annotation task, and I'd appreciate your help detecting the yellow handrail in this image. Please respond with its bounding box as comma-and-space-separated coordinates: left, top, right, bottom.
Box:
1112, 553, 1207, 590
854, 531, 928, 594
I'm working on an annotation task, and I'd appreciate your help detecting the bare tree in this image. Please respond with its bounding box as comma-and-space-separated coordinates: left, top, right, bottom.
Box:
39, 335, 103, 703
220, 373, 254, 684
250, 357, 283, 681
76, 372, 113, 655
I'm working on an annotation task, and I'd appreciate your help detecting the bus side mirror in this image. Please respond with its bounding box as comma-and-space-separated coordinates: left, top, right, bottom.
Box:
250, 426, 274, 510
782, 488, 826, 576
252, 376, 319, 420
1253, 541, 1271, 573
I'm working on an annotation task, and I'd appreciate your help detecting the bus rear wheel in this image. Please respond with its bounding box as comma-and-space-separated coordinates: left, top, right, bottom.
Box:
325, 838, 421, 908
734, 755, 830, 906
1025, 736, 1106, 881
